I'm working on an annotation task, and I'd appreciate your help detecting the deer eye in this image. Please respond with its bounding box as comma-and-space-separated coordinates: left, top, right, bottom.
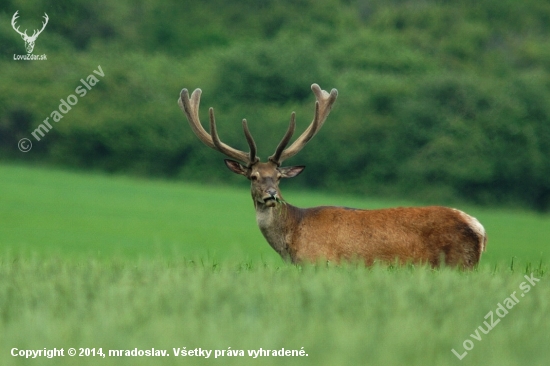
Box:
250, 173, 259, 181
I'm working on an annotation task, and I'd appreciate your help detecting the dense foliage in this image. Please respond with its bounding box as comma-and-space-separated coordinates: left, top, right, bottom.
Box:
2, 0, 550, 210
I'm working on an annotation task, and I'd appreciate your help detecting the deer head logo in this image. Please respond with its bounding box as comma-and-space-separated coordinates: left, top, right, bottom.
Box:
11, 10, 49, 54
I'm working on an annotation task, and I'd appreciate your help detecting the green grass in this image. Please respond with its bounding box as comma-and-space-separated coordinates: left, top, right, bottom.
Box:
0, 163, 267, 262
1, 163, 549, 266
0, 257, 548, 366
1, 164, 550, 365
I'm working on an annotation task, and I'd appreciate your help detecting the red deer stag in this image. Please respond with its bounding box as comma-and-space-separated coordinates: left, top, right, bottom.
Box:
178, 84, 487, 268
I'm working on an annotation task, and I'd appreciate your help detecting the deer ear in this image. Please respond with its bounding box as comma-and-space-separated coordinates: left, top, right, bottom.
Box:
224, 159, 248, 176
279, 165, 305, 178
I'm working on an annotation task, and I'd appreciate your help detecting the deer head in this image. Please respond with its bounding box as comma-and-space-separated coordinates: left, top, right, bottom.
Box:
178, 84, 338, 207
11, 11, 49, 54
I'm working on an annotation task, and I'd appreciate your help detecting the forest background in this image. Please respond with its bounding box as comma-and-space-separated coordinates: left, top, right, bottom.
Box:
1, 0, 550, 211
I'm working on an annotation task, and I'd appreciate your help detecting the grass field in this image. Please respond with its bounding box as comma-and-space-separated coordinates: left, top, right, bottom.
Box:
1, 164, 548, 266
1, 164, 549, 365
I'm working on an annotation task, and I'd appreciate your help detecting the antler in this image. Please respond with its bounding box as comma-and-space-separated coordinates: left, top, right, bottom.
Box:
11, 11, 48, 39
31, 13, 49, 39
269, 84, 338, 165
11, 11, 26, 37
179, 89, 258, 166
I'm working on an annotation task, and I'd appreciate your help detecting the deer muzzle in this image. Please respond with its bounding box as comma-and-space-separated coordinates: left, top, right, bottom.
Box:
262, 189, 279, 207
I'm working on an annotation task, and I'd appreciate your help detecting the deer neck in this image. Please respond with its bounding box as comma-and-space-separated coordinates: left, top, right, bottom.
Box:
254, 200, 300, 262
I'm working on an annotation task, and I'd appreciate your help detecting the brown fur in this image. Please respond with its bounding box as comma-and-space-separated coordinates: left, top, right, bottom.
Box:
233, 161, 487, 269
281, 205, 483, 267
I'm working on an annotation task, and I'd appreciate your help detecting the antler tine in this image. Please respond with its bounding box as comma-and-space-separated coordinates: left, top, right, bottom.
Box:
208, 108, 251, 163
274, 84, 338, 164
11, 11, 27, 37
268, 112, 296, 165
178, 88, 251, 164
179, 88, 213, 149
242, 119, 259, 166
36, 13, 49, 36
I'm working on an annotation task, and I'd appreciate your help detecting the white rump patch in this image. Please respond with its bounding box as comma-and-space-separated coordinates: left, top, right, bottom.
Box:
452, 208, 487, 252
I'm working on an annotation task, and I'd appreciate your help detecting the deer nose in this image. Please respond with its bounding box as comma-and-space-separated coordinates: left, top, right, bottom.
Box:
266, 188, 277, 198
262, 189, 279, 206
